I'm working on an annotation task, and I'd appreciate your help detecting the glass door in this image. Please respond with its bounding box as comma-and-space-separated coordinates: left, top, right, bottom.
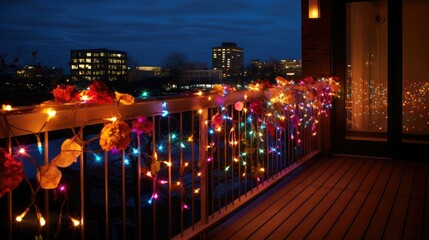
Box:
333, 0, 428, 159
345, 1, 388, 140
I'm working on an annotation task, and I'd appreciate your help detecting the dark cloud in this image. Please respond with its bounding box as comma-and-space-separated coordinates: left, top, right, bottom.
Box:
0, 0, 301, 70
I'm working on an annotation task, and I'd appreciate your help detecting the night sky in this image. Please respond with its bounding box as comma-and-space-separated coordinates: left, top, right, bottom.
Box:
0, 0, 301, 71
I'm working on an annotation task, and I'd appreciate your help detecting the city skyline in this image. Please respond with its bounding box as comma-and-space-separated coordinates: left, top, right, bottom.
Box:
0, 0, 301, 71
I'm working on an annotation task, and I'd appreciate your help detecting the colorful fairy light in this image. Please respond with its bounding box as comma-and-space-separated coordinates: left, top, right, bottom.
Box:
18, 148, 26, 154
2, 75, 341, 235
59, 185, 66, 192
159, 180, 168, 184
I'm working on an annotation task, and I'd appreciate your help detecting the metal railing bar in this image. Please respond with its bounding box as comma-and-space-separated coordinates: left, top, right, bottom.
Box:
136, 135, 142, 240
8, 136, 12, 240
79, 130, 85, 240
122, 150, 126, 240
104, 150, 109, 240
168, 115, 172, 239
43, 132, 50, 240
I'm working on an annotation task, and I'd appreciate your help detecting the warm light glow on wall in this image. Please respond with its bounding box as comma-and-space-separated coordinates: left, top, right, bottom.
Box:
308, 0, 320, 19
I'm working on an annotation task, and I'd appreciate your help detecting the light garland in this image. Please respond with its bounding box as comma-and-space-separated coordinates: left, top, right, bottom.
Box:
0, 75, 340, 236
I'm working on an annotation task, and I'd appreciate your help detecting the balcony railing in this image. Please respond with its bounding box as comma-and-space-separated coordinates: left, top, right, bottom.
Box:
1, 78, 337, 240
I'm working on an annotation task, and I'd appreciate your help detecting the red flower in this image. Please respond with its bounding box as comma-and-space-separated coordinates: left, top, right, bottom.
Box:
261, 81, 273, 89
276, 118, 287, 131
52, 85, 80, 102
0, 148, 24, 198
87, 81, 115, 104
266, 122, 276, 137
249, 100, 264, 115
303, 76, 316, 84
132, 116, 154, 136
99, 120, 131, 151
211, 112, 223, 130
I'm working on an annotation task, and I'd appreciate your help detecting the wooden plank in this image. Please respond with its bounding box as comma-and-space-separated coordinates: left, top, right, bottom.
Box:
266, 157, 357, 239
344, 160, 400, 239
244, 157, 349, 240
324, 159, 393, 239
402, 163, 426, 239
208, 156, 333, 239
286, 158, 364, 239
208, 157, 429, 240
382, 162, 415, 239
306, 157, 378, 239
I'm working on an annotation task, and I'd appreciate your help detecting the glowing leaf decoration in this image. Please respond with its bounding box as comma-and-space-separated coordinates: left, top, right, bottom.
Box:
115, 91, 135, 105
37, 163, 62, 189
151, 161, 161, 176
244, 147, 256, 154
53, 138, 82, 168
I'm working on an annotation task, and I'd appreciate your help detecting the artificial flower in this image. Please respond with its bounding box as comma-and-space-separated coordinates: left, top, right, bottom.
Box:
247, 83, 260, 91
275, 118, 287, 131
53, 138, 82, 168
249, 100, 264, 115
313, 100, 322, 109
211, 112, 223, 130
115, 91, 135, 105
303, 76, 316, 85
261, 80, 273, 89
305, 91, 314, 100
132, 116, 154, 136
52, 85, 80, 102
275, 76, 292, 86
150, 160, 161, 176
266, 122, 276, 137
87, 80, 115, 104
99, 120, 131, 151
329, 77, 341, 95
37, 163, 62, 190
211, 84, 225, 96
234, 101, 244, 111
0, 148, 24, 198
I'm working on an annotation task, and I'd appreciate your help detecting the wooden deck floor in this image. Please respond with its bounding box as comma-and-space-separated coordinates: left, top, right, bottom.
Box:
208, 155, 429, 240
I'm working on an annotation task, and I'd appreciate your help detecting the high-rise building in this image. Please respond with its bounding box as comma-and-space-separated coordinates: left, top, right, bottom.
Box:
70, 48, 127, 82
212, 42, 244, 81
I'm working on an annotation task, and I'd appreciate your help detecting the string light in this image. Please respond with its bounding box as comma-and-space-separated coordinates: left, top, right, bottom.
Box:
15, 208, 30, 222
18, 148, 26, 154
47, 109, 56, 119
106, 116, 117, 122
2, 104, 12, 111
37, 211, 46, 227
2, 76, 342, 234
69, 216, 80, 227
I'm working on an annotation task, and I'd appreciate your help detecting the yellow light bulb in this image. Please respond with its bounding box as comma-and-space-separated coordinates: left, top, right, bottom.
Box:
47, 110, 56, 118
69, 217, 80, 226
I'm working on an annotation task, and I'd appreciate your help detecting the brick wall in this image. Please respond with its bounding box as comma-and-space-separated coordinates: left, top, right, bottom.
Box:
301, 0, 333, 156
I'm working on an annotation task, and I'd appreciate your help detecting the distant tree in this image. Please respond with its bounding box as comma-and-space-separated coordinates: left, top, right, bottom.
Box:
161, 52, 189, 93
0, 52, 20, 78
